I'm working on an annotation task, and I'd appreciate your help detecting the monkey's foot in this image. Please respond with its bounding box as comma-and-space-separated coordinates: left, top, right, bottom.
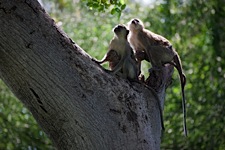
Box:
138, 74, 145, 83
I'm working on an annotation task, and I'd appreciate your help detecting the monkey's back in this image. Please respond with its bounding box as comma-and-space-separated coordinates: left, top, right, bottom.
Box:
142, 29, 171, 47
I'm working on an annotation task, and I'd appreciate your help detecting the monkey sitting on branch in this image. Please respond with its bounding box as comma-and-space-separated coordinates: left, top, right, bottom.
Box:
94, 24, 165, 131
94, 24, 139, 81
128, 18, 187, 136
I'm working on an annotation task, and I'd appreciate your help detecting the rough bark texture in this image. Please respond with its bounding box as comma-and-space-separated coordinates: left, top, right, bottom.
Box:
0, 0, 173, 149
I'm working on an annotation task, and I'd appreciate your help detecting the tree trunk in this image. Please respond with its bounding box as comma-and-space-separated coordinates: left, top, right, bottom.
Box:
0, 0, 172, 149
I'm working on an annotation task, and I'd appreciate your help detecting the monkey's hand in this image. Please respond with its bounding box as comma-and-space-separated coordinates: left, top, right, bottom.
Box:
135, 50, 149, 62
97, 65, 112, 74
91, 57, 111, 73
91, 58, 102, 64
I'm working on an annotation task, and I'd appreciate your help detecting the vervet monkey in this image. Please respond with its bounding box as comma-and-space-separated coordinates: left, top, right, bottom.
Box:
128, 18, 187, 136
95, 24, 139, 81
95, 24, 164, 130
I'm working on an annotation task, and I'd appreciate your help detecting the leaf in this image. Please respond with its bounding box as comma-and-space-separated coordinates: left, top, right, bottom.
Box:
86, 2, 93, 7
121, 4, 126, 10
111, 8, 117, 15
115, 7, 121, 12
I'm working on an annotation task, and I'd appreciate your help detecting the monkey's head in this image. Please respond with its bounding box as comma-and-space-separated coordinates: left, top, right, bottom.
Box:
128, 18, 144, 32
113, 24, 129, 39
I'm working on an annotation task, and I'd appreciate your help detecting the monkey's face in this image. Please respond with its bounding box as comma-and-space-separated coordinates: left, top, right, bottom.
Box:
113, 24, 129, 39
128, 18, 144, 32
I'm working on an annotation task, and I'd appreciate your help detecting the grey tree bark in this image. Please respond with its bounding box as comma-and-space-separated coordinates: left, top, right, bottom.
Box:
0, 0, 173, 149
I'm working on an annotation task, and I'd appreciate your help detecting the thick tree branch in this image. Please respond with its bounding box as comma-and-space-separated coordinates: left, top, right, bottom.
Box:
0, 0, 172, 149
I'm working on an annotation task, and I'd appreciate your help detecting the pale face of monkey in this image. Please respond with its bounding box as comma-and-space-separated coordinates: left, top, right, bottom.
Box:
113, 24, 129, 39
128, 18, 144, 32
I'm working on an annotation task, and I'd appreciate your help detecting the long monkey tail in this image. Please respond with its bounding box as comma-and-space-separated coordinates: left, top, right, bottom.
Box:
171, 54, 187, 137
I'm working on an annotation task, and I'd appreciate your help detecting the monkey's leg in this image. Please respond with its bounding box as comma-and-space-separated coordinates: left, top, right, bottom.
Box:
148, 66, 163, 74
93, 58, 106, 64
148, 45, 174, 65
137, 61, 142, 75
135, 50, 147, 75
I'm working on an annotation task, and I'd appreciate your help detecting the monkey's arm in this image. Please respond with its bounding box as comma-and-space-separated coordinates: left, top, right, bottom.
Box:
110, 44, 130, 74
93, 49, 119, 64
110, 55, 124, 74
92, 49, 120, 73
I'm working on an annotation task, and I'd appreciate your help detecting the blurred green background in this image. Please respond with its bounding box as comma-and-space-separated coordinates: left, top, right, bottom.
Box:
0, 0, 224, 149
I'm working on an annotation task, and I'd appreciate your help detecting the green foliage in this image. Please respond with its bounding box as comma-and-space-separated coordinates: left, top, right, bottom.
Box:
81, 0, 126, 18
156, 0, 225, 149
0, 0, 225, 149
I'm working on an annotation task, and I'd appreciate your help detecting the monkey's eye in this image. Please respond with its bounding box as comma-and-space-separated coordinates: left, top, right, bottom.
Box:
134, 19, 139, 23
132, 19, 139, 24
